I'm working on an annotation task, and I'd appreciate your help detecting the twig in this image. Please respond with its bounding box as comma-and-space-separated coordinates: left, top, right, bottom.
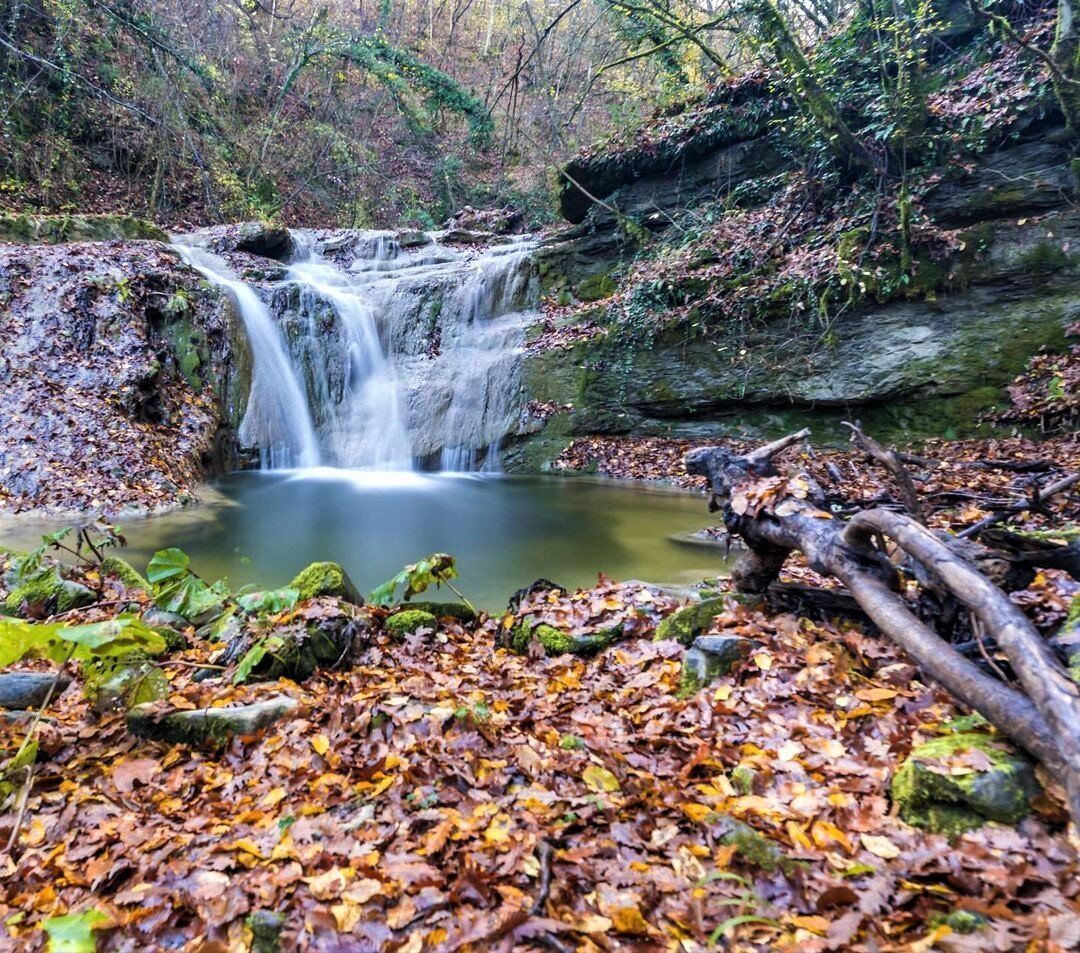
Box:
842, 422, 927, 525
958, 472, 1080, 539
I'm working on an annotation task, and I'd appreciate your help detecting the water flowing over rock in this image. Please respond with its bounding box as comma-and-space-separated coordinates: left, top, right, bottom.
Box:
257, 229, 539, 471
173, 241, 321, 470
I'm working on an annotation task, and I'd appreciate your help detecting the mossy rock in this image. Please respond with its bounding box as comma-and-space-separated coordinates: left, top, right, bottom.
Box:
891, 732, 1039, 836
399, 601, 477, 623
2, 568, 96, 617
385, 610, 438, 639
721, 820, 788, 873
655, 598, 727, 645
574, 271, 617, 302
289, 562, 362, 604
679, 636, 755, 694
100, 556, 150, 593
0, 212, 168, 244
508, 620, 618, 656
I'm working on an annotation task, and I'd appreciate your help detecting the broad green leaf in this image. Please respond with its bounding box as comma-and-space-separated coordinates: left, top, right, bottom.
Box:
43, 909, 110, 952
146, 547, 191, 584
233, 635, 285, 684
370, 553, 458, 605
154, 574, 225, 620
238, 587, 299, 614
0, 617, 166, 668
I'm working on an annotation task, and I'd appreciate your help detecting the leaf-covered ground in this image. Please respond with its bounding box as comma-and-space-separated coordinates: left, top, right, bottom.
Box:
1, 550, 1078, 951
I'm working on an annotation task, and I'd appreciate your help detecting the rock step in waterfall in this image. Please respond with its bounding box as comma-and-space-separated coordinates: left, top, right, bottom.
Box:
175, 229, 539, 473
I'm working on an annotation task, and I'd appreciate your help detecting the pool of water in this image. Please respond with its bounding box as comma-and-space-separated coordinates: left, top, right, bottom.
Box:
0, 472, 730, 611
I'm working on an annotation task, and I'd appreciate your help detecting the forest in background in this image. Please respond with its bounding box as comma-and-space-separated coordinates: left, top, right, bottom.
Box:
1, 0, 876, 229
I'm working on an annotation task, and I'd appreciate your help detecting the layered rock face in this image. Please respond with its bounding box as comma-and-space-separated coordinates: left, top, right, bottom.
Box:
515, 96, 1079, 461
0, 237, 248, 514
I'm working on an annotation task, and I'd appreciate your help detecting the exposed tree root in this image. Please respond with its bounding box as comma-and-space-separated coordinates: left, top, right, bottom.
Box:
686, 432, 1080, 827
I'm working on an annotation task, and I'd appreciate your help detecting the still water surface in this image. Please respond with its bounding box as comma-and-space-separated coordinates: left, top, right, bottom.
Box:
1, 473, 729, 610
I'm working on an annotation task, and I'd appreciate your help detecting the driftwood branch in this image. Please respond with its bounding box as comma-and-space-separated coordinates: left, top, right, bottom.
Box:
843, 422, 926, 524
686, 432, 1080, 825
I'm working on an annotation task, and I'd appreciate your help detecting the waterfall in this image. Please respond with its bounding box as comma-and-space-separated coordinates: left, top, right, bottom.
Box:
173, 241, 321, 470
177, 228, 538, 473
282, 230, 537, 472
285, 238, 413, 470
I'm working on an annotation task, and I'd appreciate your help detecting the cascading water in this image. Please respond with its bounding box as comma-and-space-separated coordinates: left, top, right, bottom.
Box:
172, 241, 321, 470
278, 230, 538, 472
284, 237, 413, 470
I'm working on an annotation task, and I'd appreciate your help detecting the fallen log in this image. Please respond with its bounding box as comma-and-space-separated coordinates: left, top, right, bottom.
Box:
686, 434, 1080, 826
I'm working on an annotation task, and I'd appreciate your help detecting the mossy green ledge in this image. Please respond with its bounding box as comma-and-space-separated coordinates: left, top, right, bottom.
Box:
0, 212, 168, 244
508, 619, 619, 656
891, 732, 1039, 836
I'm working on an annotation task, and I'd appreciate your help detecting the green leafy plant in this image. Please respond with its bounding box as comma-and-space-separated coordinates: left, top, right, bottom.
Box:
369, 553, 474, 612
146, 547, 229, 620
233, 634, 287, 684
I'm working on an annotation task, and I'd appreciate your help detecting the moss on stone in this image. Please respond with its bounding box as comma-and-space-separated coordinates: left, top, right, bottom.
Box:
654, 598, 727, 645
891, 732, 1039, 836
508, 620, 617, 656
100, 556, 150, 593
0, 212, 168, 244
721, 820, 787, 873
401, 601, 477, 623
289, 562, 361, 603
3, 568, 96, 616
575, 271, 617, 302
678, 637, 753, 695
385, 609, 438, 638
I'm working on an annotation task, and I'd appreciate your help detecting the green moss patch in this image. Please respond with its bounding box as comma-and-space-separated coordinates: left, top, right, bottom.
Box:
289, 562, 361, 603
655, 598, 727, 645
0, 213, 168, 244
385, 609, 438, 638
891, 732, 1039, 836
508, 620, 618, 656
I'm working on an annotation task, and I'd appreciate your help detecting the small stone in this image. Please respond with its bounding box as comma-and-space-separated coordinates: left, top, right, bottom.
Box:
0, 672, 71, 710
680, 635, 755, 693
100, 556, 150, 593
127, 696, 298, 745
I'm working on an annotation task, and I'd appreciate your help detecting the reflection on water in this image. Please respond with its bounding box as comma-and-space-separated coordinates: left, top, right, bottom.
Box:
0, 473, 730, 610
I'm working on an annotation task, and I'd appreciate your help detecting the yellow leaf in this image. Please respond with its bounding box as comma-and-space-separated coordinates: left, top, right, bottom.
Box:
860, 834, 901, 859
229, 838, 265, 859
855, 688, 898, 702
611, 906, 650, 934
681, 802, 713, 823
582, 764, 621, 793
305, 866, 352, 900
753, 653, 773, 671
786, 821, 813, 851
311, 734, 330, 756
790, 915, 830, 935
811, 820, 853, 854
261, 786, 287, 808
484, 813, 512, 845
331, 901, 361, 932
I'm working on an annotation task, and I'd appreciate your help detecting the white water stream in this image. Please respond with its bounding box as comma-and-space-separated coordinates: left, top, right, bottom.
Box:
176, 229, 538, 473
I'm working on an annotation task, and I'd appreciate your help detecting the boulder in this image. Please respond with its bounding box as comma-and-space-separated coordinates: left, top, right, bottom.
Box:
654, 598, 727, 645
680, 635, 755, 692
3, 568, 96, 616
289, 562, 362, 604
127, 695, 298, 744
891, 732, 1039, 836
0, 672, 71, 710
398, 601, 477, 623
181, 222, 294, 261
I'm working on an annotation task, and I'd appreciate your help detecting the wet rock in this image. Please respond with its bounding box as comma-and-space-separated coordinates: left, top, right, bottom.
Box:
127, 695, 298, 744
385, 609, 438, 639
891, 732, 1039, 836
182, 222, 293, 261
442, 205, 523, 235
0, 672, 71, 710
508, 579, 566, 613
143, 608, 191, 630
396, 230, 432, 249
289, 562, 362, 604
680, 635, 755, 692
654, 598, 727, 645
